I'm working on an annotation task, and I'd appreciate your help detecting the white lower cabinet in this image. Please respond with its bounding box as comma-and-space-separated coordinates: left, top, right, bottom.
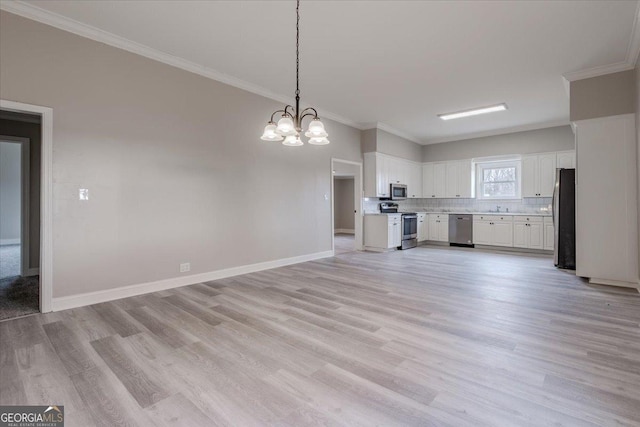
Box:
544, 216, 554, 251
417, 213, 428, 242
364, 214, 401, 250
428, 214, 449, 242
473, 215, 513, 247
388, 215, 402, 248
513, 216, 544, 250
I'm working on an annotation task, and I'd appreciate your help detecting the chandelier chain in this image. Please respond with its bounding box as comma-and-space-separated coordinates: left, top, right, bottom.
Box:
295, 0, 300, 97
260, 0, 329, 145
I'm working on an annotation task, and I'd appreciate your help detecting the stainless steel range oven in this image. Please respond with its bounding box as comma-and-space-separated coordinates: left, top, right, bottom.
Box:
379, 203, 418, 250
401, 213, 418, 250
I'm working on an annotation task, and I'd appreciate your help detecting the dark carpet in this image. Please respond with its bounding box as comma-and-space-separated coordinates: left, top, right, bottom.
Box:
0, 275, 39, 320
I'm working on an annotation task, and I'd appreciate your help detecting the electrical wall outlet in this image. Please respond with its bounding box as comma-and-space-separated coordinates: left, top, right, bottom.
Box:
179, 263, 190, 273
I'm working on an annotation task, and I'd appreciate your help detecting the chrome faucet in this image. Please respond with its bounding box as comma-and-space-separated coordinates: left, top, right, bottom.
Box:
496, 205, 501, 213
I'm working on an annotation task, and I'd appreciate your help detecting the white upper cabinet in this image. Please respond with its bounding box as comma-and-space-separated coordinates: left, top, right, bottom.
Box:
445, 162, 458, 197
364, 152, 390, 197
364, 152, 421, 198
422, 163, 435, 198
367, 150, 571, 200
423, 160, 472, 199
521, 156, 537, 197
445, 160, 473, 198
556, 151, 576, 169
433, 163, 447, 198
538, 154, 557, 197
407, 162, 422, 198
387, 156, 404, 185
522, 153, 557, 197
457, 160, 473, 198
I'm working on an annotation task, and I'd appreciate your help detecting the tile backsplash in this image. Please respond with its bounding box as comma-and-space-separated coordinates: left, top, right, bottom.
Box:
363, 197, 552, 214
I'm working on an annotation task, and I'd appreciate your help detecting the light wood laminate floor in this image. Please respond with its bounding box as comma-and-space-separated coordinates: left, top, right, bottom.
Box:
2, 245, 640, 426
334, 233, 356, 255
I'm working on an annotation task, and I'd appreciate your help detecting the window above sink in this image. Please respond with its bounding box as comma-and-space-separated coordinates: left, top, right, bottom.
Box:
475, 158, 522, 200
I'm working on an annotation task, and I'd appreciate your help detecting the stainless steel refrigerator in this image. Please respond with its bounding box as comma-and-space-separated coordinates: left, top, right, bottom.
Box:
553, 168, 576, 269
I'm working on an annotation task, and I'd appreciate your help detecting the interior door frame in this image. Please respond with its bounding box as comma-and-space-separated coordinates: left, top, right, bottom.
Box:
0, 135, 30, 277
1, 99, 53, 313
331, 158, 363, 252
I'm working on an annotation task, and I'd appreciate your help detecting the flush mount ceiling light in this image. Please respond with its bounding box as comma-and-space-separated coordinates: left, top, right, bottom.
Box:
438, 103, 508, 121
260, 0, 329, 146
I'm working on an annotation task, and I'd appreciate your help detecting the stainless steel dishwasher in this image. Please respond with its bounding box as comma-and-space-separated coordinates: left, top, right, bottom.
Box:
449, 214, 474, 247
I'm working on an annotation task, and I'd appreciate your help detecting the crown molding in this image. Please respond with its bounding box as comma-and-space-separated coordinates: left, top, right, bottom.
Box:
0, 1, 363, 130
562, 61, 635, 82
627, 0, 640, 67
422, 119, 571, 145
361, 122, 422, 144
563, 1, 640, 82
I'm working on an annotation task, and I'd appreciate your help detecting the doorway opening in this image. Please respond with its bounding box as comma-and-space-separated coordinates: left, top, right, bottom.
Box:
331, 159, 363, 255
0, 109, 43, 320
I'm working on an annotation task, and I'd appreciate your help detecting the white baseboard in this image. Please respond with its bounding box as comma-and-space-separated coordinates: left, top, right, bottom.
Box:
0, 238, 20, 246
588, 277, 640, 290
51, 250, 334, 311
334, 229, 355, 234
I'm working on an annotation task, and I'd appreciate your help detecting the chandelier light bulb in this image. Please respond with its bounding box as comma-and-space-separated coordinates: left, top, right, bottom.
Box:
260, 123, 284, 141
283, 134, 303, 146
276, 116, 297, 136
308, 136, 330, 145
308, 119, 325, 133
305, 119, 328, 138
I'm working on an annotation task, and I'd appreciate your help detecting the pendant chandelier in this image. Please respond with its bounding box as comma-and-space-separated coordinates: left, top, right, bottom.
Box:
260, 0, 329, 146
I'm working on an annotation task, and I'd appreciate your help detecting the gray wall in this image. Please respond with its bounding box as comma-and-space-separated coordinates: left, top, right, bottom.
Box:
375, 129, 422, 161
0, 11, 362, 299
333, 178, 355, 230
422, 125, 575, 162
570, 70, 636, 121
0, 116, 42, 268
0, 142, 21, 242
360, 129, 377, 154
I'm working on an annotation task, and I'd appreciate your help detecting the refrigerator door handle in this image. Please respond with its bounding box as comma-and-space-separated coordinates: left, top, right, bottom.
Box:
553, 168, 560, 267
552, 184, 556, 229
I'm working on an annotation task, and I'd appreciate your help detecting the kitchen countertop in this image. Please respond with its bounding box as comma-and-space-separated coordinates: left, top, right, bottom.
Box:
364, 212, 402, 216
365, 211, 551, 217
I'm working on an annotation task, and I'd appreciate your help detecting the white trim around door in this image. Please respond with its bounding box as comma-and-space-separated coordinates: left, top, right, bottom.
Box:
331, 158, 364, 253
0, 99, 53, 313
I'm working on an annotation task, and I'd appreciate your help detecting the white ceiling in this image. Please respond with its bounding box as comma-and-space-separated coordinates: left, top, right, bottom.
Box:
6, 0, 640, 144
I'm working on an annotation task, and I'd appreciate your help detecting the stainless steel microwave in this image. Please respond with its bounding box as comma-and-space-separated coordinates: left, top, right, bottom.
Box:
390, 183, 407, 200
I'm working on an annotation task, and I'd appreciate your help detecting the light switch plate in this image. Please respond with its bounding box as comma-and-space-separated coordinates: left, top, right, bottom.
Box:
79, 188, 89, 200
